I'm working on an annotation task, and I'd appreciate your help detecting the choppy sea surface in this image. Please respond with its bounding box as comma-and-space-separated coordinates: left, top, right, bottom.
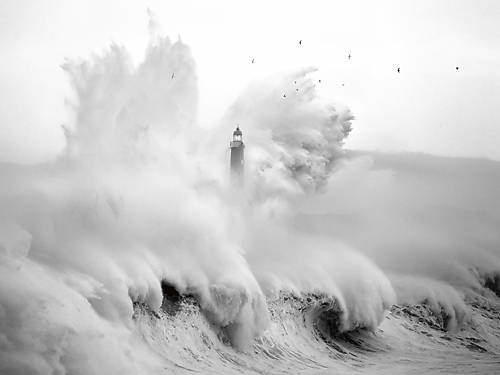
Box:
134, 285, 500, 375
1, 32, 500, 374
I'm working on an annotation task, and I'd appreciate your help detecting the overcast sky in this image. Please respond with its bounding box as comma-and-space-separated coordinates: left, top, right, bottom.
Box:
1, 0, 499, 163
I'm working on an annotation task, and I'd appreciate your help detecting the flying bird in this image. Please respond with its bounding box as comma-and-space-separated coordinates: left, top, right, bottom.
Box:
171, 72, 175, 79
456, 66, 459, 72
282, 94, 287, 98
298, 40, 302, 46
348, 53, 351, 60
318, 79, 321, 83
251, 58, 255, 64
397, 67, 400, 73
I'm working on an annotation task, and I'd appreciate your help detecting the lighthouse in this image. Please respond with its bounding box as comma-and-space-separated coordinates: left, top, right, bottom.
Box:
230, 126, 244, 185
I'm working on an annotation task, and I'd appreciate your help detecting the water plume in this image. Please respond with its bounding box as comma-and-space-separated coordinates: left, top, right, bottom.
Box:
219, 68, 353, 198
1, 16, 500, 375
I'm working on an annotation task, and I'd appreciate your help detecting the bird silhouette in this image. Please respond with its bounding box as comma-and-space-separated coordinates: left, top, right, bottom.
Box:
251, 58, 255, 64
299, 40, 302, 46
456, 66, 459, 72
348, 53, 351, 60
397, 67, 400, 73
171, 72, 175, 79
283, 94, 287, 98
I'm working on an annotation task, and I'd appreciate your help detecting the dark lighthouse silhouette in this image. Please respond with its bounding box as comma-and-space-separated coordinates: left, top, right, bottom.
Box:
230, 126, 245, 185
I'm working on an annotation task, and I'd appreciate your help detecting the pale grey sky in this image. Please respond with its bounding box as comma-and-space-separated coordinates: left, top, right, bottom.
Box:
0, 0, 499, 163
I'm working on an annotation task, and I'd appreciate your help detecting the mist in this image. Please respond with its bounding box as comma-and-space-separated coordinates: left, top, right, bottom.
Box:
1, 20, 500, 374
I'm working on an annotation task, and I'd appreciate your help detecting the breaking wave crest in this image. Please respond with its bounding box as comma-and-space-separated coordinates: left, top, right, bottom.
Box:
1, 18, 500, 374
132, 279, 500, 374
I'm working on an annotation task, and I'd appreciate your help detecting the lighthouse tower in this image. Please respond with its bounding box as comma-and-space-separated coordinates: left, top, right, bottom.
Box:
230, 126, 244, 185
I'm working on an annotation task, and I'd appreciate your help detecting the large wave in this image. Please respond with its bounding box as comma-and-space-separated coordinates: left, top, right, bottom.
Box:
1, 19, 500, 374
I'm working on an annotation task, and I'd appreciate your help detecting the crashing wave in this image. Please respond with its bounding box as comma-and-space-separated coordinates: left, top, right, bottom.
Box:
2, 15, 500, 375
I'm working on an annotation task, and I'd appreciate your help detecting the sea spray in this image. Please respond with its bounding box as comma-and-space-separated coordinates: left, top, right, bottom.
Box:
1, 16, 500, 375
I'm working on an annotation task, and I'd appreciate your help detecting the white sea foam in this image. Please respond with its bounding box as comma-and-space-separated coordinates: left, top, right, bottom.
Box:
1, 18, 500, 374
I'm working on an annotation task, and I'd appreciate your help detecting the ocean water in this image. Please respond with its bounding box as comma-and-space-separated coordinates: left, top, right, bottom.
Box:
132, 287, 500, 374
1, 30, 499, 375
